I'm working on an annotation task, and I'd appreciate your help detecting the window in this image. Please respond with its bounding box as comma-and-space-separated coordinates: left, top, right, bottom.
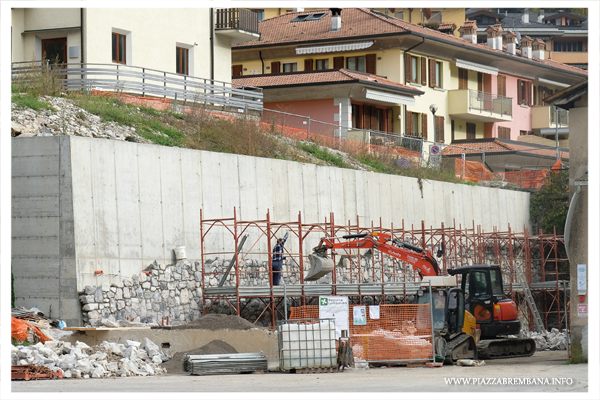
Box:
458, 68, 468, 89
411, 56, 418, 81
498, 126, 511, 140
352, 104, 361, 128
474, 15, 497, 25
405, 53, 426, 85
517, 79, 532, 106
176, 47, 189, 75
252, 9, 265, 21
315, 59, 329, 70
535, 85, 554, 106
429, 11, 442, 23
405, 111, 427, 138
466, 122, 476, 139
394, 11, 404, 20
347, 56, 365, 72
283, 62, 297, 72
291, 13, 326, 22
429, 59, 442, 88
490, 269, 503, 296
112, 32, 126, 64
553, 41, 584, 52
497, 75, 507, 97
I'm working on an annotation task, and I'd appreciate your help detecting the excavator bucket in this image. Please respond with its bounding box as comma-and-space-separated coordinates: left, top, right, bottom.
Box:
305, 253, 335, 281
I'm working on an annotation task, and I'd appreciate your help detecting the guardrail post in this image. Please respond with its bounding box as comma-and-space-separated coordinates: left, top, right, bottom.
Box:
307, 117, 311, 140
164, 72, 167, 99
142, 68, 146, 97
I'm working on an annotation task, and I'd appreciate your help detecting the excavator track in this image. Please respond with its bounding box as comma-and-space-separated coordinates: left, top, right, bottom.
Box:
444, 333, 477, 364
476, 338, 536, 359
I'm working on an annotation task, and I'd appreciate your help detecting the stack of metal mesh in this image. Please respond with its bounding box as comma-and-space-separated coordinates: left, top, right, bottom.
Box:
183, 352, 268, 375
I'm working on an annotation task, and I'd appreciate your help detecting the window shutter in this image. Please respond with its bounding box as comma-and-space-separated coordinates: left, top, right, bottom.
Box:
498, 75, 506, 97
271, 61, 280, 74
365, 54, 377, 74
363, 106, 371, 130
333, 56, 344, 69
422, 113, 428, 140
421, 57, 427, 86
477, 72, 483, 92
387, 109, 393, 133
406, 110, 413, 135
526, 81, 533, 106
459, 68, 468, 90
517, 79, 523, 104
304, 59, 313, 71
232, 65, 243, 77
370, 107, 378, 131
404, 52, 412, 83
429, 59, 437, 88
436, 116, 445, 142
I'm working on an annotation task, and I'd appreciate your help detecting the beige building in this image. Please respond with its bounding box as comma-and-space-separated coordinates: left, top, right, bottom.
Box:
11, 8, 259, 84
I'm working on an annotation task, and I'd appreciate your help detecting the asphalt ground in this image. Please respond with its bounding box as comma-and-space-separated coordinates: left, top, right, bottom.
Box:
9, 350, 591, 398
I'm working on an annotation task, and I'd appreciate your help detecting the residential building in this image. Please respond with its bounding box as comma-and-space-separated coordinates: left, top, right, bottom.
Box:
11, 8, 259, 84
231, 8, 587, 150
466, 8, 588, 70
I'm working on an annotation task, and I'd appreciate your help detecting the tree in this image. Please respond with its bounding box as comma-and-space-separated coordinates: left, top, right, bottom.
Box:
530, 170, 569, 234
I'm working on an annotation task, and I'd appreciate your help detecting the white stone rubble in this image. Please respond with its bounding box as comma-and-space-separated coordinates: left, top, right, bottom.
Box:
11, 337, 169, 379
513, 328, 569, 351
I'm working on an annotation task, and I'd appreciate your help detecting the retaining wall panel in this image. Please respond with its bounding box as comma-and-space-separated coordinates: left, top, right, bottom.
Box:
12, 176, 60, 197
11, 216, 59, 238
12, 154, 59, 177
301, 163, 320, 223
180, 149, 205, 261
159, 147, 185, 255
11, 136, 59, 156
71, 138, 96, 258
12, 195, 59, 217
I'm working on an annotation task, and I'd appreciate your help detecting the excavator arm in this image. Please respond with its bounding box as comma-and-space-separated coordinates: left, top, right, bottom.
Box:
306, 232, 440, 281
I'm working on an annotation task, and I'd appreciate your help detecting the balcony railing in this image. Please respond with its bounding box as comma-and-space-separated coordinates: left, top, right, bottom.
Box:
469, 89, 513, 117
215, 8, 259, 34
11, 61, 263, 111
550, 107, 569, 127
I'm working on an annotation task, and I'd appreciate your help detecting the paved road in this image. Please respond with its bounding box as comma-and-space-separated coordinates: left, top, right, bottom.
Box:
11, 351, 589, 394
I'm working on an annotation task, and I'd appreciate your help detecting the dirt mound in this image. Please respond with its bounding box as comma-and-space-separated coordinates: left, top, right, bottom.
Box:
162, 340, 238, 374
170, 313, 259, 331
82, 345, 123, 363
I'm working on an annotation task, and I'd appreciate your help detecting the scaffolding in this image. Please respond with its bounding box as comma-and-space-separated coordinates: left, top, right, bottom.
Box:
200, 209, 569, 331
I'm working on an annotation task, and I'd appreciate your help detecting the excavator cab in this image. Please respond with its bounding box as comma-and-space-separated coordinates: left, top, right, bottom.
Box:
449, 264, 521, 338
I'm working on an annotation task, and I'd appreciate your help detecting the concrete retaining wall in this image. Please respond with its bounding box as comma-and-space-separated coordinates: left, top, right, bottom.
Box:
12, 136, 532, 325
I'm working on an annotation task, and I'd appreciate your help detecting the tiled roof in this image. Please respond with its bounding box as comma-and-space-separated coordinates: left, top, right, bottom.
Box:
438, 22, 456, 31
443, 139, 569, 159
232, 69, 423, 94
234, 8, 587, 77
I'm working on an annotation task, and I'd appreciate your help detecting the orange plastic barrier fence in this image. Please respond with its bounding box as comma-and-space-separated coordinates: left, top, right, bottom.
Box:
11, 317, 52, 344
454, 159, 498, 182
289, 304, 433, 362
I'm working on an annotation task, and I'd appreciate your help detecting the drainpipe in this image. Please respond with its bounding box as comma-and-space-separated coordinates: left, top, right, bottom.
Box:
408, 8, 413, 23
80, 8, 84, 81
210, 8, 215, 82
259, 50, 264, 74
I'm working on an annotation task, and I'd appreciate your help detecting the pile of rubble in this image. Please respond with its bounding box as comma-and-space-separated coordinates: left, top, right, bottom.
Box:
11, 95, 149, 142
515, 328, 568, 351
11, 338, 169, 379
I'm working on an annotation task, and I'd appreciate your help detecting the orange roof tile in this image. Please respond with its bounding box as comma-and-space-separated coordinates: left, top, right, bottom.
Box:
232, 69, 423, 94
442, 139, 569, 159
234, 8, 587, 77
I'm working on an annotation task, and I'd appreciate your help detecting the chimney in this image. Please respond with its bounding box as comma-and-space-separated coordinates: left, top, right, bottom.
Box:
330, 8, 342, 32
533, 38, 546, 60
459, 21, 478, 44
521, 36, 533, 59
293, 8, 304, 12
538, 9, 545, 23
505, 31, 517, 55
486, 24, 502, 50
522, 8, 529, 24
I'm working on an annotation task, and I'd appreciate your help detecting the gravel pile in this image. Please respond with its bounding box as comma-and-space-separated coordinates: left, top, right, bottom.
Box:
11, 337, 170, 379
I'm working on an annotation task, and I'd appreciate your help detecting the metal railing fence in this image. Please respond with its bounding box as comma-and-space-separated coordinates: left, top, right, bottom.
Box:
11, 61, 263, 111
469, 89, 513, 116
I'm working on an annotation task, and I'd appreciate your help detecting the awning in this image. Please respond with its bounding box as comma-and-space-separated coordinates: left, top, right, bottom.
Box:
537, 77, 570, 88
296, 41, 374, 55
365, 89, 415, 106
455, 59, 498, 76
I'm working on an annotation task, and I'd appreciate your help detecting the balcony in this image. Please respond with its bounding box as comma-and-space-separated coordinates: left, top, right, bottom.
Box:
448, 89, 513, 123
531, 105, 569, 130
215, 9, 260, 44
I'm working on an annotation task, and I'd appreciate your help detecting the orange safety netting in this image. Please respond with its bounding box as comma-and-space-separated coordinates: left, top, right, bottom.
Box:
454, 159, 498, 182
289, 304, 433, 362
11, 317, 52, 344
90, 90, 421, 163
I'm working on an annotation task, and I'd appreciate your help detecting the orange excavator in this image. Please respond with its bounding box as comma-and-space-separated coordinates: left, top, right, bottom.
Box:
306, 231, 536, 362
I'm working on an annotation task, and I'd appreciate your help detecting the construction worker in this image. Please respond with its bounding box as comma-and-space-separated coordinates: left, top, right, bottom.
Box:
271, 232, 289, 286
